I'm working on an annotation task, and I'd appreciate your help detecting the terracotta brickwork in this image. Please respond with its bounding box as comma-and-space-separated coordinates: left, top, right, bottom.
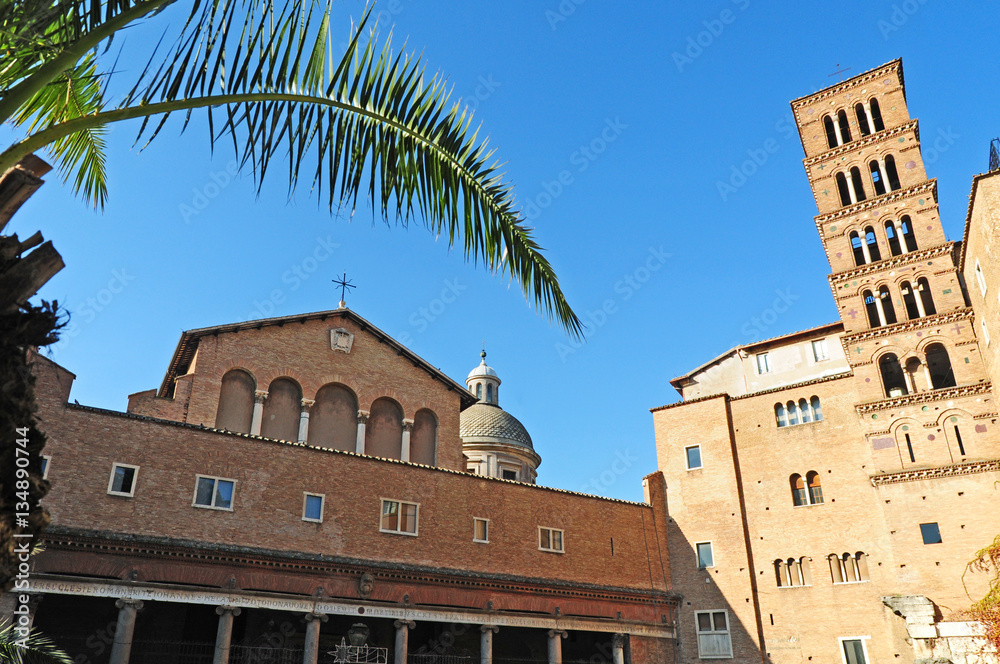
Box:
963, 170, 1000, 388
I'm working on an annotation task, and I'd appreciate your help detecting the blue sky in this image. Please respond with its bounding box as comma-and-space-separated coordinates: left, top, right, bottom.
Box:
9, 1, 1000, 501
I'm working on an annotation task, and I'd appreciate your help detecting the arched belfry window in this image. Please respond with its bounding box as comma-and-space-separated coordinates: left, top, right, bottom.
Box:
850, 167, 867, 202
869, 160, 887, 196
863, 290, 880, 328
837, 110, 852, 143
869, 98, 885, 132
850, 231, 866, 266
878, 285, 897, 325
880, 353, 908, 397
864, 226, 881, 262
855, 103, 871, 136
885, 221, 902, 256
824, 115, 838, 148
476, 383, 483, 400
900, 216, 917, 252
215, 369, 255, 433
917, 277, 936, 315
925, 343, 956, 389
836, 172, 852, 207
885, 155, 901, 190
486, 383, 493, 403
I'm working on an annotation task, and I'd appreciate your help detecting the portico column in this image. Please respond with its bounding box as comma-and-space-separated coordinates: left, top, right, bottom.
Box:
393, 620, 415, 664
108, 598, 144, 664
547, 629, 567, 664
356, 410, 370, 454
864, 102, 877, 135
480, 625, 498, 664
303, 612, 328, 664
298, 399, 315, 443
612, 634, 626, 664
250, 390, 268, 435
902, 362, 916, 394
213, 606, 241, 664
401, 419, 415, 462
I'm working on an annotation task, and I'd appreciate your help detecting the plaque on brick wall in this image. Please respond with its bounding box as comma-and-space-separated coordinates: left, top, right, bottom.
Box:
331, 328, 354, 353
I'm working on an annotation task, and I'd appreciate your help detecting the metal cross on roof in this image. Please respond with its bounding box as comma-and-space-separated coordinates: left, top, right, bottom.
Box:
829, 63, 852, 81
333, 272, 356, 305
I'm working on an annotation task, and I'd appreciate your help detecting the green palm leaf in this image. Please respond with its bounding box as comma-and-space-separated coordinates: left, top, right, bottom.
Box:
0, 624, 73, 664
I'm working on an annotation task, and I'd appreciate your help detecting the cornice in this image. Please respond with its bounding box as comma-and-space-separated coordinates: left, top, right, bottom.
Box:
728, 371, 854, 401
803, 120, 919, 168
870, 459, 1000, 486
791, 59, 903, 109
840, 308, 975, 346
828, 243, 955, 284
41, 528, 677, 605
814, 180, 938, 232
855, 382, 993, 414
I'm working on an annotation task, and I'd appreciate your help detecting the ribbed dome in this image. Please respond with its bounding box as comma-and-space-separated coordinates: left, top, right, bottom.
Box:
467, 360, 498, 380
460, 403, 533, 450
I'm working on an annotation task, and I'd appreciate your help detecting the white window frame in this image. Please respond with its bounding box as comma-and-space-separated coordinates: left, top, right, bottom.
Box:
538, 526, 565, 553
302, 492, 325, 523
500, 465, 519, 481
694, 610, 734, 659
812, 338, 829, 362
838, 636, 871, 664
40, 455, 50, 480
696, 541, 715, 569
192, 474, 236, 511
976, 258, 987, 295
685, 445, 703, 470
473, 517, 489, 543
106, 463, 139, 497
983, 319, 991, 347
756, 352, 770, 374
380, 498, 419, 536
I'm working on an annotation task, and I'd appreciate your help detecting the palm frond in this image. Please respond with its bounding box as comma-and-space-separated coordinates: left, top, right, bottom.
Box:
0, 624, 73, 664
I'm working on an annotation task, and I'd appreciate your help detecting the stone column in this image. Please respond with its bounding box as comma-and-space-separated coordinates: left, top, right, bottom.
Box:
832, 117, 844, 146
356, 410, 370, 454
873, 293, 887, 327
913, 285, 928, 318
298, 399, 315, 443
877, 158, 889, 193
250, 390, 268, 435
393, 620, 415, 664
612, 634, 626, 664
213, 606, 241, 664
864, 102, 877, 135
480, 625, 498, 664
108, 598, 144, 664
547, 629, 566, 664
894, 219, 909, 253
859, 234, 873, 264
923, 363, 935, 391
303, 612, 328, 664
903, 361, 916, 394
847, 175, 859, 205
401, 419, 415, 462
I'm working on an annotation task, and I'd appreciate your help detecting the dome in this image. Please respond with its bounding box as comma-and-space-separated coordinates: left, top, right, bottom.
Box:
467, 351, 499, 380
460, 403, 534, 450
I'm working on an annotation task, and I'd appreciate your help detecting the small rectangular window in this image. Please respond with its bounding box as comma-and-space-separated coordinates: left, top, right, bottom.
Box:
303, 493, 324, 522
474, 518, 489, 543
840, 638, 870, 664
696, 541, 715, 568
539, 526, 564, 553
193, 475, 235, 510
976, 259, 987, 295
380, 499, 419, 535
695, 610, 733, 658
686, 445, 703, 470
107, 463, 139, 497
467, 465, 479, 474
40, 455, 50, 480
501, 468, 518, 481
756, 353, 770, 374
920, 522, 942, 545
812, 339, 829, 361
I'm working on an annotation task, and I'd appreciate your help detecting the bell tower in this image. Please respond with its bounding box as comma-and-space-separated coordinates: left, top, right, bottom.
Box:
791, 59, 994, 467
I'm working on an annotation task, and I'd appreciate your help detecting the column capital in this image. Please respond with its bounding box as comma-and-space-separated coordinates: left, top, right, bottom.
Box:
402, 418, 415, 432
115, 598, 144, 611
480, 625, 499, 634
393, 619, 416, 630
254, 390, 269, 403
301, 398, 316, 411
215, 605, 242, 616
358, 409, 370, 424
612, 633, 627, 648
305, 611, 329, 623
547, 629, 567, 639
